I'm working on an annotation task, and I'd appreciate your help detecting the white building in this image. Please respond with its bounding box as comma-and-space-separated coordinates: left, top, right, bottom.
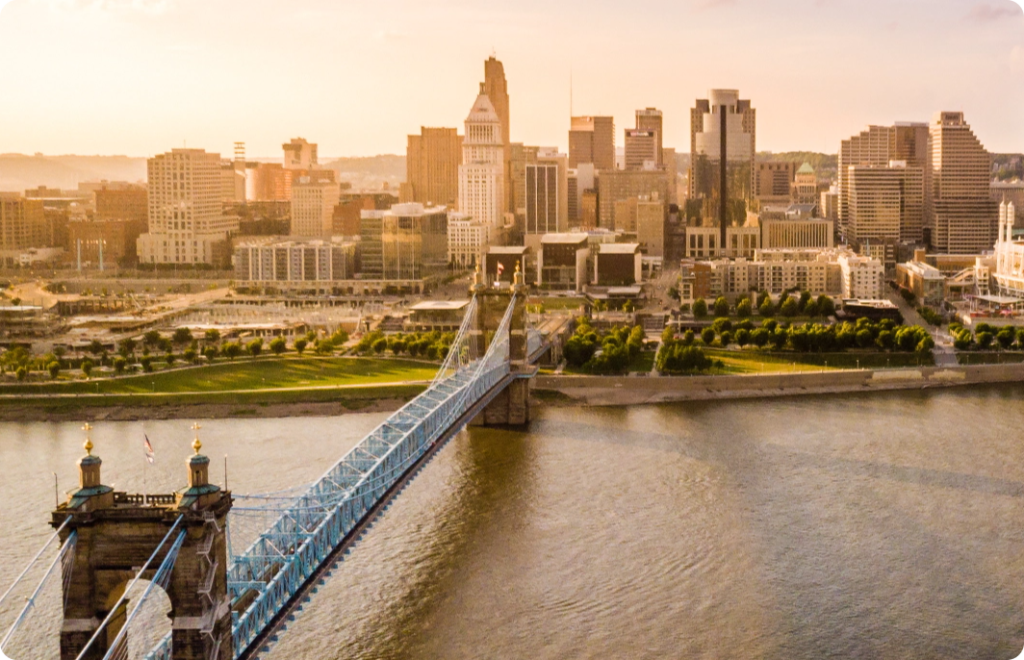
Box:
458, 89, 505, 234
447, 212, 488, 269
291, 178, 340, 238
137, 149, 239, 265
992, 200, 1024, 298
234, 237, 356, 285
837, 251, 885, 299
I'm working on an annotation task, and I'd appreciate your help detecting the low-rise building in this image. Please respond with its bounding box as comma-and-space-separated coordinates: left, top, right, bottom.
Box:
538, 233, 590, 292
407, 300, 472, 332
233, 238, 356, 288
896, 253, 946, 306
447, 212, 488, 269
761, 218, 834, 250
837, 251, 885, 299
594, 243, 641, 286
685, 225, 760, 259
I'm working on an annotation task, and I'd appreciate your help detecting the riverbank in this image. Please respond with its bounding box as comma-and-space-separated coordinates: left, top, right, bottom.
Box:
532, 362, 1024, 407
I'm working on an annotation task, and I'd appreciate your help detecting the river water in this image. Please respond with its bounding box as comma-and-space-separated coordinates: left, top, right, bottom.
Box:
2, 385, 1024, 659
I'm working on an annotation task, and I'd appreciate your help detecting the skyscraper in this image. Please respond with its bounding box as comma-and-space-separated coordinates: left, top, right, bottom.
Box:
624, 129, 658, 170
137, 149, 238, 265
635, 107, 663, 167
525, 148, 568, 238
482, 56, 512, 215
402, 127, 463, 207
282, 138, 318, 170
568, 116, 615, 171
291, 178, 341, 238
927, 111, 998, 254
847, 163, 924, 245
689, 90, 756, 247
458, 87, 505, 236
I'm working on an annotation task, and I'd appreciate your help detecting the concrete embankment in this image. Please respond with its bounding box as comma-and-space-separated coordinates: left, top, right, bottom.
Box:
532, 363, 1024, 407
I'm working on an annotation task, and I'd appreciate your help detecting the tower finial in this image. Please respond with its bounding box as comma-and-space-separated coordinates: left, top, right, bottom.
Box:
191, 422, 202, 455
82, 422, 93, 456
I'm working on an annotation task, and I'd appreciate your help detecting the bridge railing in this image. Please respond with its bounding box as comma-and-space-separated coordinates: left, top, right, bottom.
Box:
224, 295, 515, 658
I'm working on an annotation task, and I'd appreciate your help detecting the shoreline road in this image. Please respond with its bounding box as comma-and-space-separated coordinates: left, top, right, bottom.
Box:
887, 292, 959, 367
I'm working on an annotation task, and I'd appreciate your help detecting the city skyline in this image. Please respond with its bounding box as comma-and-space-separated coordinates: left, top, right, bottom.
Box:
0, 0, 1022, 158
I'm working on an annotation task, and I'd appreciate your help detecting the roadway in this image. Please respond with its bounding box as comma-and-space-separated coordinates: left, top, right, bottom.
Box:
886, 291, 959, 367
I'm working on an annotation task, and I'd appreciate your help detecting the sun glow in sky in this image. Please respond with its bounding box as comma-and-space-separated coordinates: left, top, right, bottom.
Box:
0, 0, 1022, 158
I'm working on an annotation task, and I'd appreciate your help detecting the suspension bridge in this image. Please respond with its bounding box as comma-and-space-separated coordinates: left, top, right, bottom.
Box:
0, 271, 557, 660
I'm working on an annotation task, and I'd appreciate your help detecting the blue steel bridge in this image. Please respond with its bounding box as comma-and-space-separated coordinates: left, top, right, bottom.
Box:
0, 276, 553, 660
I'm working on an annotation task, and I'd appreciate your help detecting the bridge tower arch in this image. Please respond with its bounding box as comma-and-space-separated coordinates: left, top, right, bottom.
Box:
470, 262, 531, 426
52, 425, 233, 660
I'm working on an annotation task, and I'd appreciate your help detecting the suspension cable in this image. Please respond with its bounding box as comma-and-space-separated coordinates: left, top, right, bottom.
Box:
0, 530, 77, 653
0, 516, 71, 613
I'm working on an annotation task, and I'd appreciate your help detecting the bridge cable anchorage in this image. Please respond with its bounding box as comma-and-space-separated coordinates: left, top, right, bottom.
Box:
101, 530, 186, 660
0, 515, 72, 613
0, 529, 77, 653
74, 515, 185, 660
226, 295, 518, 657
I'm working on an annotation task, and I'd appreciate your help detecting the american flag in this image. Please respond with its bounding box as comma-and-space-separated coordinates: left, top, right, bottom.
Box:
143, 434, 155, 464
496, 262, 505, 279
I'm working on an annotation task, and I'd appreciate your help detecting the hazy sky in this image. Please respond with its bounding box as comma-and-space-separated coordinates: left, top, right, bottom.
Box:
0, 0, 1022, 158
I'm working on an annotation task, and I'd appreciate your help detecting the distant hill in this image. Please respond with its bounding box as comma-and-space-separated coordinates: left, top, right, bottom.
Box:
322, 155, 405, 180
0, 154, 147, 193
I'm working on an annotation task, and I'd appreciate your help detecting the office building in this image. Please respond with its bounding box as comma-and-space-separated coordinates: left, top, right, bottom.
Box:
458, 89, 505, 233
283, 138, 318, 170
483, 56, 512, 215
598, 169, 670, 229
525, 152, 567, 238
537, 233, 590, 291
756, 162, 796, 206
928, 111, 999, 254
847, 162, 924, 244
624, 129, 658, 170
594, 243, 642, 286
636, 194, 666, 257
761, 218, 834, 250
137, 149, 238, 266
689, 89, 756, 245
635, 108, 664, 167
291, 178, 341, 238
792, 163, 818, 206
820, 185, 839, 222
0, 194, 46, 250
95, 186, 148, 224
447, 212, 488, 269
360, 203, 448, 280
402, 127, 462, 207
685, 225, 760, 259
568, 116, 615, 171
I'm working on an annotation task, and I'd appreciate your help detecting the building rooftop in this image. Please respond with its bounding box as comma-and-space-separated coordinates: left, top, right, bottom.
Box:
842, 299, 898, 309
408, 300, 472, 312
488, 245, 530, 254
797, 162, 815, 175
598, 243, 641, 254
541, 233, 590, 245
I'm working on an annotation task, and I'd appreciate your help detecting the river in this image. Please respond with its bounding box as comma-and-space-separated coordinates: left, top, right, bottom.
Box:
1, 384, 1023, 659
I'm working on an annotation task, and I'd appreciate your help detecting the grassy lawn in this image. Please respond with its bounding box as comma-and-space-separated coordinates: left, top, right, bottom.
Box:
703, 349, 934, 375
0, 357, 439, 395
956, 352, 1024, 365
531, 297, 587, 311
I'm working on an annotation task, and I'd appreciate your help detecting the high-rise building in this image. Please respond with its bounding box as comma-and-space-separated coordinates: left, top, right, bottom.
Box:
95, 186, 148, 224
568, 116, 615, 171
792, 163, 819, 206
360, 203, 448, 280
482, 56, 512, 215
402, 127, 463, 207
837, 122, 929, 240
756, 162, 796, 206
458, 88, 505, 236
689, 90, 756, 246
447, 212, 488, 269
635, 108, 663, 167
525, 148, 568, 238
927, 111, 999, 254
137, 149, 238, 265
0, 193, 46, 250
291, 178, 341, 238
637, 194, 666, 257
624, 129, 658, 170
283, 138, 318, 170
846, 163, 924, 245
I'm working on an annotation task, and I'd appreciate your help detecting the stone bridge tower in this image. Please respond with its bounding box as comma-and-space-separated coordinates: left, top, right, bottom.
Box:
470, 262, 531, 425
52, 424, 233, 660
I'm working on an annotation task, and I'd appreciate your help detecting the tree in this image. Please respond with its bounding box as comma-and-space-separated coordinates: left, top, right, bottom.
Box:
953, 330, 972, 351
780, 298, 799, 317
976, 331, 994, 350
15, 366, 27, 381
736, 298, 752, 318
88, 339, 105, 356
203, 345, 219, 363
1017, 328, 1024, 349
996, 328, 1015, 350
118, 338, 136, 356
331, 329, 350, 346
48, 361, 61, 379
293, 338, 308, 356
797, 291, 812, 313
735, 328, 750, 347
172, 327, 193, 345
916, 336, 935, 354
81, 359, 94, 379
803, 298, 819, 317
183, 347, 198, 363
269, 336, 287, 356
144, 330, 161, 346
692, 298, 708, 319
875, 330, 895, 351
140, 356, 154, 372
856, 328, 875, 349
247, 338, 264, 357
682, 330, 696, 346
165, 351, 177, 366
372, 337, 388, 355
223, 342, 242, 360
316, 339, 335, 355
713, 296, 730, 317
661, 326, 675, 344
719, 330, 733, 347
816, 295, 835, 317
204, 328, 221, 343
759, 297, 774, 317
750, 328, 769, 348
112, 357, 126, 374
700, 327, 716, 345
